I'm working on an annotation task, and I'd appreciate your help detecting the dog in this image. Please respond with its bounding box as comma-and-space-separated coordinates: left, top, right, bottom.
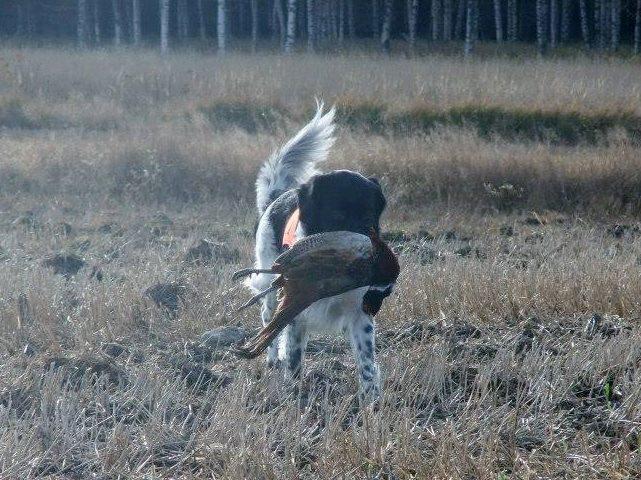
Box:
247, 104, 393, 400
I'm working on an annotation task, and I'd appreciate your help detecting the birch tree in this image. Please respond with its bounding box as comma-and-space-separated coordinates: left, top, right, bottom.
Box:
464, 0, 478, 56
493, 0, 503, 43
284, 0, 297, 53
536, 0, 548, 56
177, 0, 189, 40
132, 0, 141, 46
381, 0, 393, 53
112, 0, 122, 46
218, 0, 227, 54
307, 0, 315, 51
160, 0, 169, 54
273, 0, 286, 46
408, 0, 418, 51
78, 0, 88, 48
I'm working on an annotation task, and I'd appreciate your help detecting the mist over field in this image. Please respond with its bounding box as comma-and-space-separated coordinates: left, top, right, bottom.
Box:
2, 1, 641, 478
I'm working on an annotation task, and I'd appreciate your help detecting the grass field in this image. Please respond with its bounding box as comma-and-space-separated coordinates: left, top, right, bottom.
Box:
2, 46, 641, 478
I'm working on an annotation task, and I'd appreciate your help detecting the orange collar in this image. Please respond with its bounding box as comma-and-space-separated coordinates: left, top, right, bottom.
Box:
282, 208, 300, 249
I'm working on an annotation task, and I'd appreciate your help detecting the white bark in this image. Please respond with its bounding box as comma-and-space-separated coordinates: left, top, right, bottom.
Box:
132, 0, 141, 45
112, 0, 122, 46
178, 0, 189, 40
284, 0, 297, 53
579, 0, 590, 47
197, 0, 206, 40
408, 0, 418, 50
464, 0, 478, 56
432, 0, 441, 41
380, 0, 393, 53
160, 0, 169, 54
274, 0, 286, 46
251, 0, 259, 51
493, 0, 503, 43
443, 0, 453, 41
78, 0, 88, 48
218, 0, 227, 54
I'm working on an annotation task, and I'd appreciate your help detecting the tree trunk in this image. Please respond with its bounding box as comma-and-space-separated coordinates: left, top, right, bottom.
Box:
550, 0, 558, 48
197, 0, 206, 40
432, 0, 441, 41
132, 0, 141, 45
112, 0, 122, 46
455, 0, 466, 40
307, 0, 315, 51
408, 0, 418, 50
635, 0, 641, 54
94, 0, 101, 44
347, 0, 355, 38
579, 0, 589, 47
218, 0, 227, 54
493, 0, 503, 43
177, 0, 189, 40
381, 0, 393, 53
372, 0, 380, 38
443, 0, 453, 41
274, 0, 286, 46
507, 0, 517, 42
78, 0, 88, 48
536, 0, 548, 56
160, 0, 169, 54
560, 0, 570, 43
610, 0, 620, 51
284, 0, 297, 53
464, 0, 478, 56
251, 0, 259, 51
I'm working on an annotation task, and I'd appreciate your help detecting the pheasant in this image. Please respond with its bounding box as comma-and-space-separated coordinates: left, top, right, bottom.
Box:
231, 229, 400, 359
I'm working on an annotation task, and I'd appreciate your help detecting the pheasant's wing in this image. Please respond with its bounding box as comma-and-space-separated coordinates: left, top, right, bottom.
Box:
274, 231, 372, 269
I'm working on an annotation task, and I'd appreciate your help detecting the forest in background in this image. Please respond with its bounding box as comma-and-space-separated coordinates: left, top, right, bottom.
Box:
1, 0, 641, 56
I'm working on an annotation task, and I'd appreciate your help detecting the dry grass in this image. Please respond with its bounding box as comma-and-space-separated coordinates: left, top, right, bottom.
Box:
1, 47, 641, 478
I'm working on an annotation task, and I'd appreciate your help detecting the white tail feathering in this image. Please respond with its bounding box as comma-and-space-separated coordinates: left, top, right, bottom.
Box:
255, 102, 336, 214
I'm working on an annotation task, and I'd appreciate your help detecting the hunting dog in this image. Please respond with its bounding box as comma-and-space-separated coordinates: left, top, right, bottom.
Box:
246, 104, 393, 399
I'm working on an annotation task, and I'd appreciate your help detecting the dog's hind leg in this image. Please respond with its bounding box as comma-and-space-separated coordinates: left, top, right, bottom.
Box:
282, 321, 309, 379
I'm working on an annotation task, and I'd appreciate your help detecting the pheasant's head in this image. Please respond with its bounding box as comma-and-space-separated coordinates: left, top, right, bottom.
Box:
369, 228, 400, 285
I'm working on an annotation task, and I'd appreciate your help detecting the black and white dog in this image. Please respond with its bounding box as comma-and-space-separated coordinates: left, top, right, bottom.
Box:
247, 104, 392, 399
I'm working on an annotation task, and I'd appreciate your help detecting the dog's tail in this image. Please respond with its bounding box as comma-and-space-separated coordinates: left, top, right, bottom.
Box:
255, 102, 335, 215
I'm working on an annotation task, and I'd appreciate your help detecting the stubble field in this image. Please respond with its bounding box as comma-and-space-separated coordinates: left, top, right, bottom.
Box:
2, 46, 641, 478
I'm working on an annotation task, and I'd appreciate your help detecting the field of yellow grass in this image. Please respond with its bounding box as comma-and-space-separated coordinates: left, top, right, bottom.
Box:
1, 47, 641, 478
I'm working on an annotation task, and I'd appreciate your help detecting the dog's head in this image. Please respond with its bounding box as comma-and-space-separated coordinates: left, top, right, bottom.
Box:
297, 170, 386, 236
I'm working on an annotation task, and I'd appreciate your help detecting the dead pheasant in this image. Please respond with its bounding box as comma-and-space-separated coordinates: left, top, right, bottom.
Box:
231, 229, 400, 359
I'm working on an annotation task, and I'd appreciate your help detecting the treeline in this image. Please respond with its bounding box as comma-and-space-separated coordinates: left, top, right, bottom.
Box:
1, 0, 640, 55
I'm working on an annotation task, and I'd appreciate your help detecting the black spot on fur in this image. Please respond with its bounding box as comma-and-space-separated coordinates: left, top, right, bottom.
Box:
364, 340, 373, 355
363, 323, 373, 334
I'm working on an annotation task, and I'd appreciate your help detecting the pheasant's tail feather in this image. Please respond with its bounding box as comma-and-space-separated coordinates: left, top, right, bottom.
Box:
232, 297, 306, 359
236, 285, 279, 313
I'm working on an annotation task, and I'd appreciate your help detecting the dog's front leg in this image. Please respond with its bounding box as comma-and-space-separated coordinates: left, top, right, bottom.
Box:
260, 291, 280, 368
347, 312, 381, 402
